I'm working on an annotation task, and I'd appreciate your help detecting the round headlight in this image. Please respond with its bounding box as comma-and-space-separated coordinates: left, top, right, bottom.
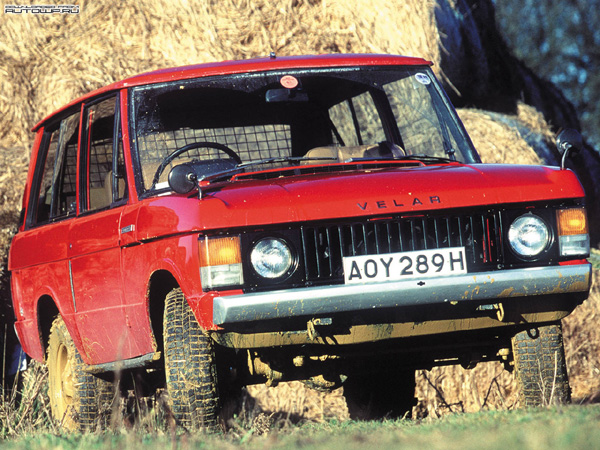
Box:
250, 238, 293, 279
508, 214, 550, 257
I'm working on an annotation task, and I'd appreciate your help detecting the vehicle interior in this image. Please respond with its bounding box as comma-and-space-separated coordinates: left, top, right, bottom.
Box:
132, 68, 470, 193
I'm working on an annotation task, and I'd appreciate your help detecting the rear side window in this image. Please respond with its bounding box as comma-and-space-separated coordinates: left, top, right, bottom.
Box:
28, 111, 80, 227
32, 128, 60, 224
27, 94, 127, 228
53, 114, 80, 218
80, 95, 127, 212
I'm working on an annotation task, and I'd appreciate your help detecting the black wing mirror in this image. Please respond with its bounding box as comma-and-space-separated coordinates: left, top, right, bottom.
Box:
556, 129, 582, 170
168, 159, 239, 195
168, 163, 198, 194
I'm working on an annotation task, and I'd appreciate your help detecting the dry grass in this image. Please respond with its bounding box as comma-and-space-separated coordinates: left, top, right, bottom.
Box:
564, 265, 600, 402
0, 0, 443, 149
1, 359, 53, 436
458, 106, 547, 165
247, 382, 349, 424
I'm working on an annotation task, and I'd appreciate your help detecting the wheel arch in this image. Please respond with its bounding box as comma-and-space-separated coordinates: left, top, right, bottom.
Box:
37, 294, 59, 359
147, 269, 179, 353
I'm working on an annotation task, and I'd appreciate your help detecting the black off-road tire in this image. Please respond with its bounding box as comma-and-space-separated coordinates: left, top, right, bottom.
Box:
163, 287, 220, 431
343, 369, 416, 420
512, 322, 571, 407
46, 316, 114, 431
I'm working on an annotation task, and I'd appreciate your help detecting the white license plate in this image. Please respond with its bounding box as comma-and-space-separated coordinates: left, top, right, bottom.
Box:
343, 247, 467, 284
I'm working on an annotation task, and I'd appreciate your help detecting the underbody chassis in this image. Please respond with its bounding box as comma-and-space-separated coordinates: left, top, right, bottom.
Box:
209, 264, 590, 388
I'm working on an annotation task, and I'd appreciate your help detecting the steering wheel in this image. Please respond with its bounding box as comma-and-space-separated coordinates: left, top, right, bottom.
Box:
151, 141, 242, 188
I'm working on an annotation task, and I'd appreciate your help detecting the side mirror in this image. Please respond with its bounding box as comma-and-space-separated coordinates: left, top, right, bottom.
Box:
168, 163, 197, 194
168, 159, 238, 195
556, 129, 582, 170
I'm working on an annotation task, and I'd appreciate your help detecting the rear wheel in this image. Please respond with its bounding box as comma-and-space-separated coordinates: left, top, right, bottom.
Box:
163, 287, 220, 430
46, 316, 113, 431
343, 367, 416, 420
512, 322, 571, 407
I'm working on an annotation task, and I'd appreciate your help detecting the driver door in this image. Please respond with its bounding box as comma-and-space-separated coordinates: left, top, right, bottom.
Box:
68, 95, 133, 364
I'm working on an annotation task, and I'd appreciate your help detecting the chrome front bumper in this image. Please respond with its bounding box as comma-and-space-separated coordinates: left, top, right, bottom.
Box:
213, 264, 592, 325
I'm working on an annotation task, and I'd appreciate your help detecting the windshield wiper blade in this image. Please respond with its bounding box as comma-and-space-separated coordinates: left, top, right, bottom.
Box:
236, 156, 337, 169
396, 154, 458, 164
197, 156, 338, 184
344, 154, 457, 164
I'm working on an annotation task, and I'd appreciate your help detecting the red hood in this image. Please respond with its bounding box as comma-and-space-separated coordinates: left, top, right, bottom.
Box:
135, 163, 585, 238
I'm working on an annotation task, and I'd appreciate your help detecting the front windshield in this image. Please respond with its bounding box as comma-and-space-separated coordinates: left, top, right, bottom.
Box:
131, 66, 479, 194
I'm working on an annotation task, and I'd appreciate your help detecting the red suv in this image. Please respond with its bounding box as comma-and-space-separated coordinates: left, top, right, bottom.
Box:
9, 54, 592, 430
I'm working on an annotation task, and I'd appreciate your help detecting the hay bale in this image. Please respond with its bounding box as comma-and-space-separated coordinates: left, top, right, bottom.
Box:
458, 103, 558, 165
0, 0, 444, 149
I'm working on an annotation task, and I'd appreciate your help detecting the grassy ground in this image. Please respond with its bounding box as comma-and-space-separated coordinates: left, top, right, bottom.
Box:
2, 405, 600, 450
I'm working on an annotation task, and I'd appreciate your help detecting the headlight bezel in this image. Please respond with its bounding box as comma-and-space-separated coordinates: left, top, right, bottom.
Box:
250, 237, 296, 280
507, 213, 553, 260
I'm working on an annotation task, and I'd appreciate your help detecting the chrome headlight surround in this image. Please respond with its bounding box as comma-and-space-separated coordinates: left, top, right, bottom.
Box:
508, 214, 551, 258
250, 238, 295, 279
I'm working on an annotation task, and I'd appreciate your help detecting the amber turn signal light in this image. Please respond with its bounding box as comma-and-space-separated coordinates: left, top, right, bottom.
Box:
556, 208, 590, 257
199, 236, 242, 267
199, 236, 243, 290
557, 208, 588, 236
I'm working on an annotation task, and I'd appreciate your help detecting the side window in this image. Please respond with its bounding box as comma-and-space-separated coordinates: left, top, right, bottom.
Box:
81, 95, 127, 212
383, 78, 448, 157
53, 113, 80, 218
32, 128, 60, 225
328, 92, 386, 146
28, 111, 80, 227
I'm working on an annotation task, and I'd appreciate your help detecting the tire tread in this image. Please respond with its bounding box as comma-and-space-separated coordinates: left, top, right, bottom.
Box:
512, 322, 571, 407
163, 288, 219, 430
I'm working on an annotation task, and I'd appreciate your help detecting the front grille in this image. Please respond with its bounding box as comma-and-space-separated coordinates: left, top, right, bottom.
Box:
300, 211, 503, 284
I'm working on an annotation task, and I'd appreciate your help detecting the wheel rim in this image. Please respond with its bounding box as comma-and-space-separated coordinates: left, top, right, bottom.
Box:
50, 341, 74, 421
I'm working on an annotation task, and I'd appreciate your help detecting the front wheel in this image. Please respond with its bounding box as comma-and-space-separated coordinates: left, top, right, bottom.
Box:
163, 287, 221, 430
512, 322, 571, 407
46, 316, 113, 431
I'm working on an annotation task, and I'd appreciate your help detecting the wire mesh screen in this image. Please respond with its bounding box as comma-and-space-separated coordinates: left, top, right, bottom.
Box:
89, 139, 112, 188
62, 143, 78, 193
137, 124, 292, 187
54, 113, 80, 217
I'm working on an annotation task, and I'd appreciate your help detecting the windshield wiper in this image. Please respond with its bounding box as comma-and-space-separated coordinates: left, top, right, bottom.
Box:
236, 156, 337, 169
199, 155, 452, 186
345, 154, 457, 164
396, 154, 458, 164
197, 156, 338, 184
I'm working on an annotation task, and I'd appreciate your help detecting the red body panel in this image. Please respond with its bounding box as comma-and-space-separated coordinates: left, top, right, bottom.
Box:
10, 220, 74, 360
68, 208, 128, 363
136, 164, 584, 234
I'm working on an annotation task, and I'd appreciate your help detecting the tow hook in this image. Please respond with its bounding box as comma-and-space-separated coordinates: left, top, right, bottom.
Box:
495, 303, 505, 322
477, 303, 506, 322
307, 317, 333, 341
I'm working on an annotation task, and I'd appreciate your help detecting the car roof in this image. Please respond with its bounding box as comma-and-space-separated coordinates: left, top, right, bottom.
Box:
33, 53, 432, 131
